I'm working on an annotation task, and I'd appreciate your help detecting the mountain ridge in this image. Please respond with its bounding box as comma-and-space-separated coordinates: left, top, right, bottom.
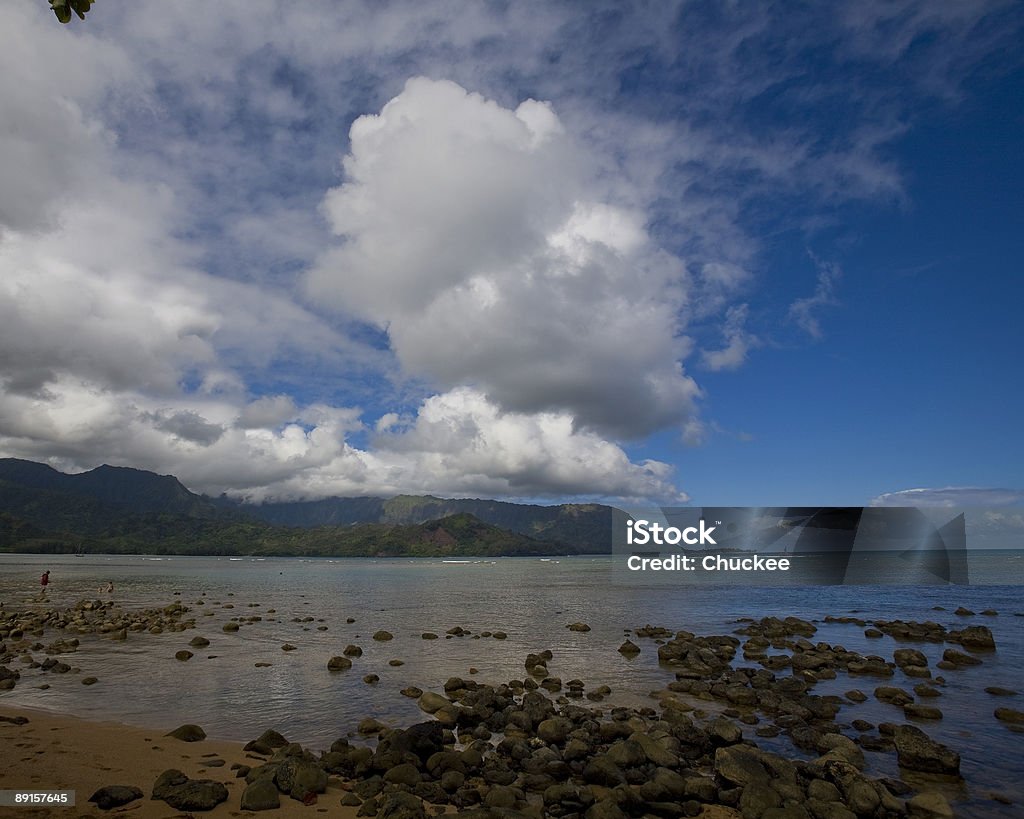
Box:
0, 458, 616, 556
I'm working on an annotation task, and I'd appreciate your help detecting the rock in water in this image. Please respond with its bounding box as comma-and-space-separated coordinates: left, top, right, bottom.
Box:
994, 707, 1024, 724
166, 723, 206, 742
949, 625, 996, 649
418, 691, 449, 714
893, 725, 960, 776
88, 785, 143, 810
328, 656, 353, 671
617, 640, 640, 656
908, 791, 955, 819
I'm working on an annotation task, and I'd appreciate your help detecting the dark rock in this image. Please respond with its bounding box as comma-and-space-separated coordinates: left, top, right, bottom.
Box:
985, 686, 1018, 696
88, 785, 143, 810
708, 716, 742, 745
166, 723, 206, 742
874, 686, 914, 706
582, 756, 626, 787
328, 656, 353, 671
537, 717, 572, 744
373, 630, 394, 641
154, 773, 228, 811
942, 648, 982, 666
948, 625, 995, 650
189, 636, 210, 647
240, 779, 280, 811
384, 762, 422, 787
244, 729, 288, 755
904, 704, 943, 720
714, 745, 770, 786
376, 791, 426, 819
740, 781, 782, 817
907, 791, 954, 819
418, 691, 449, 714
585, 799, 627, 819
994, 707, 1024, 724
618, 640, 640, 656
358, 717, 388, 734
276, 757, 328, 800
893, 725, 960, 775
174, 650, 193, 661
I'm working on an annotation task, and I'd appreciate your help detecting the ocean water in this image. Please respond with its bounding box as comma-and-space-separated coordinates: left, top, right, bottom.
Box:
1, 552, 1023, 817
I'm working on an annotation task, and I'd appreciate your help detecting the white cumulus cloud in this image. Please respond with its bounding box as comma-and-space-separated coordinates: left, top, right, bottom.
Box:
308, 78, 700, 439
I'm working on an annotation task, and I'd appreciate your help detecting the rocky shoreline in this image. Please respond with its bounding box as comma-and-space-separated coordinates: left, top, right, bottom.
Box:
2, 599, 1022, 818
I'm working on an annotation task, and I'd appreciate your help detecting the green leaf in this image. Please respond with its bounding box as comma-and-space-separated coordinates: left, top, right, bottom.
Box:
69, 0, 92, 21
50, 0, 72, 24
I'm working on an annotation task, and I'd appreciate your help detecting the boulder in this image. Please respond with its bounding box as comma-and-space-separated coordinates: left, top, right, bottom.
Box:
240, 779, 280, 811
618, 640, 640, 656
243, 729, 288, 755
88, 785, 143, 810
714, 745, 770, 786
151, 769, 227, 811
166, 724, 206, 742
907, 791, 954, 819
904, 704, 943, 720
994, 707, 1024, 724
893, 725, 960, 776
948, 625, 995, 650
418, 691, 450, 714
893, 648, 928, 668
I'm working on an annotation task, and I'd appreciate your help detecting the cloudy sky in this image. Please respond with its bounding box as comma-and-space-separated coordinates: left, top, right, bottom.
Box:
1, 0, 1022, 506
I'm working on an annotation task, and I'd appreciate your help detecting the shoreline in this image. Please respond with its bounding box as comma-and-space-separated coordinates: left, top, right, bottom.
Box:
0, 705, 360, 818
2, 592, 1023, 817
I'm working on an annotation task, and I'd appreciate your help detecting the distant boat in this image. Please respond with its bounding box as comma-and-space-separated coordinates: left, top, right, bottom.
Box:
74, 542, 86, 557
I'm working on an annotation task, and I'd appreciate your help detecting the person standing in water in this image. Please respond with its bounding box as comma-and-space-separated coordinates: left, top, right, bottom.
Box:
40, 570, 50, 593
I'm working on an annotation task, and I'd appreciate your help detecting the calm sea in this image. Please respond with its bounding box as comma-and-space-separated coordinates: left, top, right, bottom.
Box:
1, 552, 1022, 816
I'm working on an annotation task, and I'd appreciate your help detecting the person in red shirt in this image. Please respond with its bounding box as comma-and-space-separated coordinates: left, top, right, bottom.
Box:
40, 570, 50, 592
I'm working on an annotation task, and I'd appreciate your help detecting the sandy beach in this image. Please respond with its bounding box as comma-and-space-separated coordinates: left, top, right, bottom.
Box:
0, 707, 362, 818
0, 707, 748, 819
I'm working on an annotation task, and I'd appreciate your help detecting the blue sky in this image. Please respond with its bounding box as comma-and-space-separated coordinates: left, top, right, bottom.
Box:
0, 1, 1021, 507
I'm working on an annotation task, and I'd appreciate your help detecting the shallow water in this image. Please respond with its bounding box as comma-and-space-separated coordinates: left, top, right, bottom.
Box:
1, 553, 1022, 817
